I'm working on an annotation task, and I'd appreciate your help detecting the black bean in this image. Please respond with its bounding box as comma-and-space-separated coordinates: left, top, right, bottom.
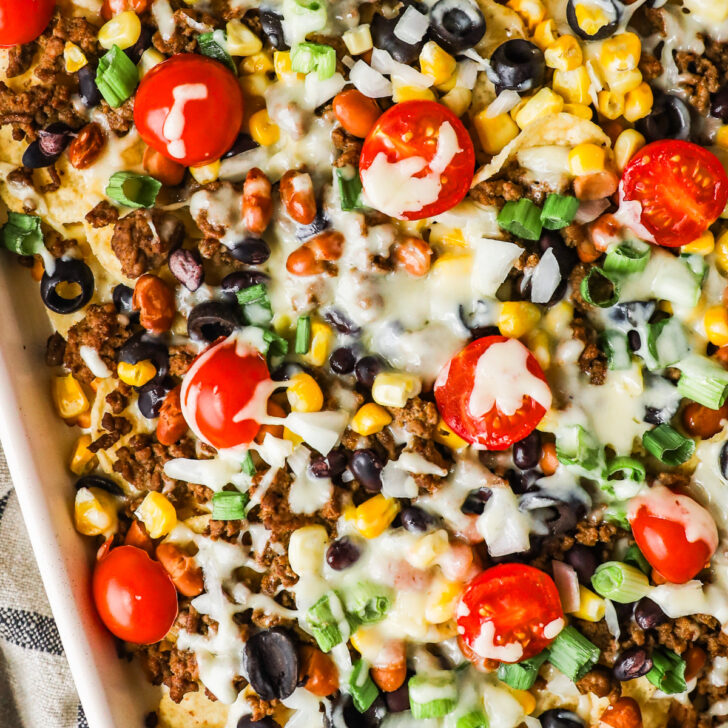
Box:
187, 301, 239, 342
461, 488, 492, 515
327, 449, 348, 477
634, 597, 668, 629
384, 681, 410, 712
539, 708, 584, 728
40, 259, 94, 314
610, 300, 656, 327
711, 84, 728, 121
539, 230, 578, 277
355, 356, 384, 388
117, 332, 169, 384
112, 284, 135, 315
566, 0, 618, 40
124, 24, 154, 64
270, 362, 305, 382
221, 271, 270, 299
260, 11, 288, 50
513, 431, 541, 470
327, 694, 385, 728
138, 378, 174, 419
429, 0, 486, 54
324, 309, 361, 335
565, 544, 598, 585
326, 537, 361, 570
613, 646, 653, 681
244, 628, 298, 700
507, 468, 540, 495
238, 717, 280, 728
231, 238, 271, 265
637, 93, 691, 142
75, 474, 124, 496
371, 11, 425, 64
401, 505, 438, 532
349, 449, 383, 492
330, 347, 356, 374
22, 140, 59, 169
169, 248, 204, 291
720, 441, 728, 480
78, 64, 102, 108
489, 39, 545, 93
296, 210, 330, 241
223, 133, 259, 159
458, 300, 498, 339
627, 330, 641, 351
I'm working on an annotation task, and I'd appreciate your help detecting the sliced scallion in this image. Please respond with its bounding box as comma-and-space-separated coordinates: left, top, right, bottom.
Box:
295, 315, 311, 354
341, 581, 391, 626
605, 456, 645, 483
198, 30, 236, 72
599, 330, 631, 370
642, 424, 695, 466
646, 647, 687, 694
106, 172, 161, 209
623, 544, 651, 575
540, 194, 579, 230
547, 626, 600, 681
349, 659, 378, 713
603, 240, 650, 275
237, 284, 273, 327
580, 267, 619, 308
291, 42, 336, 80
306, 591, 347, 652
497, 650, 549, 690
95, 45, 139, 108
646, 317, 689, 370
408, 671, 457, 720
591, 561, 651, 603
2, 212, 43, 256
676, 354, 728, 410
556, 425, 604, 478
284, 0, 328, 34
211, 490, 248, 520
335, 167, 365, 211
497, 198, 543, 241
456, 710, 489, 728
262, 329, 289, 360
242, 452, 256, 476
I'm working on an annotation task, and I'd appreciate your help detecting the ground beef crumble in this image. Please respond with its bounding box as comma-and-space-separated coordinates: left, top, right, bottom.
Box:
85, 200, 119, 228
331, 126, 362, 168
388, 396, 440, 440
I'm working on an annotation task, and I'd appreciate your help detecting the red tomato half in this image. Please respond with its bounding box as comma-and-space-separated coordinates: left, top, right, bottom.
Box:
0, 0, 55, 46
434, 335, 551, 450
93, 545, 178, 644
359, 100, 474, 220
181, 336, 270, 449
134, 54, 244, 167
621, 140, 728, 248
457, 564, 564, 665
628, 486, 719, 583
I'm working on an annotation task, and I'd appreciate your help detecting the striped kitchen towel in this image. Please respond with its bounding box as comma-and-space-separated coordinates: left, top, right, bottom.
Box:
0, 447, 87, 728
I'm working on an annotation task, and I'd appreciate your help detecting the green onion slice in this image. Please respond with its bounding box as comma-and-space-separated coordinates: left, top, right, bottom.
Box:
603, 240, 650, 275
284, 0, 328, 32
262, 329, 289, 359
547, 626, 600, 681
497, 198, 543, 241
349, 659, 378, 713
599, 330, 631, 371
291, 42, 336, 79
2, 212, 44, 256
211, 490, 248, 520
580, 267, 619, 308
623, 544, 651, 575
556, 425, 604, 478
646, 317, 689, 370
642, 424, 695, 466
106, 172, 161, 209
341, 581, 391, 626
306, 592, 347, 652
497, 650, 549, 690
335, 167, 365, 211
540, 194, 579, 230
456, 710, 489, 728
408, 671, 458, 720
605, 456, 645, 483
295, 315, 311, 354
95, 45, 139, 108
242, 452, 256, 476
646, 647, 687, 694
591, 561, 651, 603
237, 284, 273, 327
676, 354, 728, 410
198, 30, 236, 72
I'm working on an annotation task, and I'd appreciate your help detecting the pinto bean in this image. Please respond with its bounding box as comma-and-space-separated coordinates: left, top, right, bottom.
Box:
333, 90, 381, 138
255, 400, 286, 443
299, 645, 339, 697
394, 237, 432, 276
589, 213, 622, 252
243, 167, 273, 235
157, 386, 188, 446
124, 519, 154, 555
681, 401, 728, 439
68, 123, 106, 170
600, 697, 642, 728
371, 642, 407, 692
280, 170, 317, 225
133, 274, 176, 333
307, 231, 344, 261
155, 542, 204, 597
102, 0, 150, 19
539, 442, 559, 475
684, 646, 708, 682
286, 245, 326, 276
143, 146, 185, 187
574, 170, 619, 201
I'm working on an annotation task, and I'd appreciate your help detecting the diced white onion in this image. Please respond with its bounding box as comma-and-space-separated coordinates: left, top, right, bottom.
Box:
462, 47, 489, 69
350, 60, 392, 98
471, 238, 523, 298
486, 89, 521, 118
371, 48, 432, 87
530, 248, 562, 304
455, 59, 479, 90
604, 598, 621, 641
574, 198, 610, 224
552, 560, 580, 613
393, 5, 429, 45
303, 72, 346, 109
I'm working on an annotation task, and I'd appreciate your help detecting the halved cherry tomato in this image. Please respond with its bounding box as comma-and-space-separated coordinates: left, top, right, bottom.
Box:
180, 336, 270, 449
621, 140, 728, 248
359, 100, 474, 220
0, 0, 55, 46
627, 485, 718, 584
92, 545, 178, 644
457, 564, 564, 665
133, 54, 244, 167
434, 335, 551, 451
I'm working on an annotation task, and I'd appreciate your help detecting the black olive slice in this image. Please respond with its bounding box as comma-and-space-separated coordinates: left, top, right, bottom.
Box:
566, 0, 619, 41
244, 628, 298, 701
40, 259, 94, 314
187, 301, 240, 343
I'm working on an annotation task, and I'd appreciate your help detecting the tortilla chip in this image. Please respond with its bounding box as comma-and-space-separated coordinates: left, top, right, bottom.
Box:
158, 689, 228, 728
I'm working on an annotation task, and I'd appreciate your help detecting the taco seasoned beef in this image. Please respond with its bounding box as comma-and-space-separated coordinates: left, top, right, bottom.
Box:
4, 0, 728, 726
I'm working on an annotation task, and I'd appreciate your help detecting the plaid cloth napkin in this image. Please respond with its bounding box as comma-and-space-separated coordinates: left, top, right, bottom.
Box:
0, 447, 87, 728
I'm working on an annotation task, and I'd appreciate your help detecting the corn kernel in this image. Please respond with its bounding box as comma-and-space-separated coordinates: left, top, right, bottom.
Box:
343, 24, 373, 55
717, 231, 728, 274
434, 418, 468, 450
226, 19, 263, 56
498, 301, 541, 339
117, 359, 157, 388
544, 301, 574, 337
240, 72, 272, 100
568, 142, 606, 176
249, 109, 280, 146
241, 52, 274, 75
350, 403, 393, 436
135, 491, 177, 539
53, 374, 89, 420
527, 330, 551, 370
574, 4, 609, 36
570, 585, 606, 622
372, 372, 422, 408
435, 71, 458, 93
283, 427, 304, 447
75, 487, 118, 537
511, 689, 536, 715
624, 82, 653, 122
515, 87, 564, 129
597, 90, 625, 120
424, 578, 462, 624
190, 159, 221, 185
303, 321, 334, 367
274, 50, 305, 82
64, 42, 87, 73
288, 525, 328, 576
69, 435, 96, 476
614, 128, 646, 172
350, 626, 385, 661
600, 32, 641, 73
76, 410, 92, 429
683, 230, 715, 256
509, 95, 531, 122
704, 305, 728, 347
473, 110, 520, 156
552, 66, 591, 105
544, 35, 582, 71
506, 0, 546, 29
407, 529, 449, 569
717, 126, 728, 150
605, 67, 642, 95
138, 48, 165, 77
533, 19, 559, 50
98, 10, 141, 50
441, 87, 472, 117
392, 82, 436, 103
429, 225, 467, 248
419, 41, 456, 85
355, 495, 400, 539
287, 372, 324, 413
562, 103, 593, 120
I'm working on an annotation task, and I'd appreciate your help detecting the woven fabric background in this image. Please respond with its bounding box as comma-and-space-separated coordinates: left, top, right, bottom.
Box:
0, 447, 86, 728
